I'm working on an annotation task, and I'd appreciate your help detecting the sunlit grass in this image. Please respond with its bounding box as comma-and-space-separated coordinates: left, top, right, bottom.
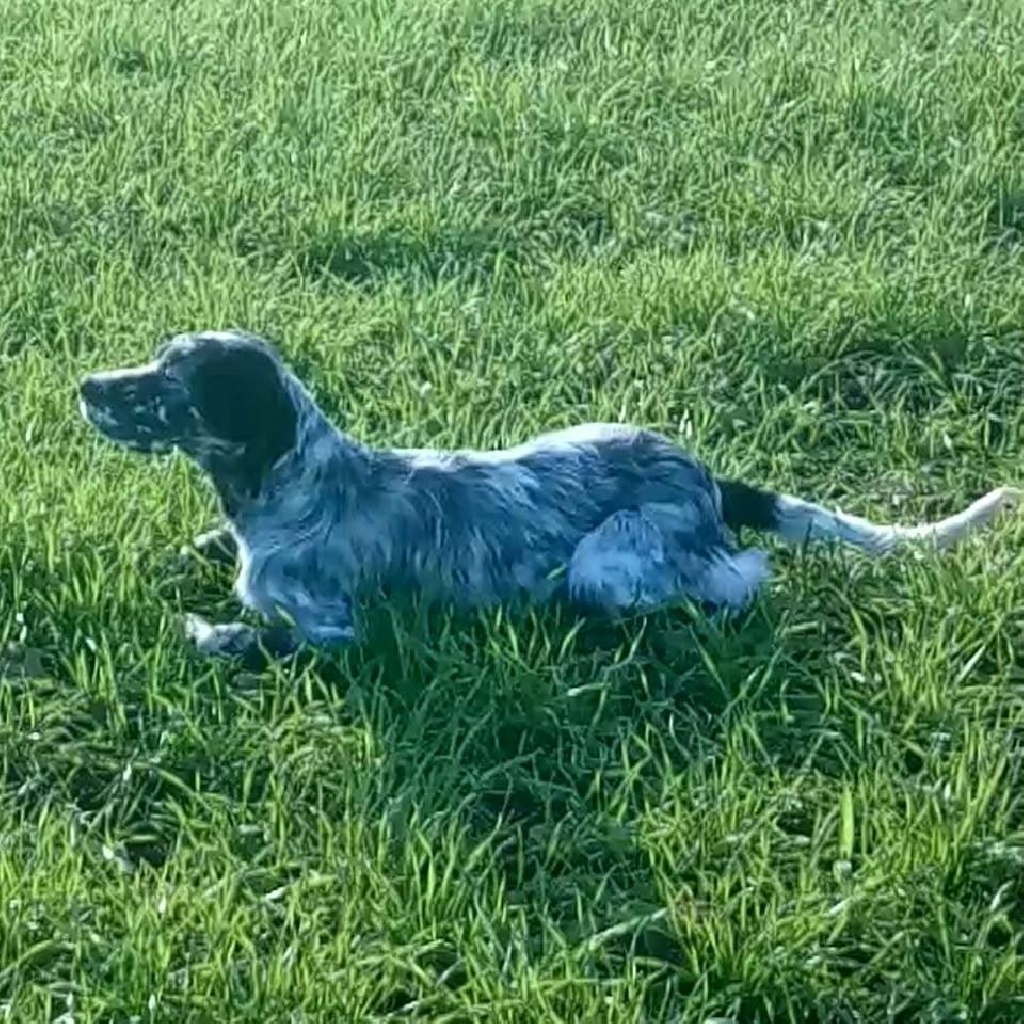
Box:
2, 0, 1024, 1019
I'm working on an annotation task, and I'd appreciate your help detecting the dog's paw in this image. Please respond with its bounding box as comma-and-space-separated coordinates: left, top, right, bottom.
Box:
183, 614, 258, 660
190, 528, 238, 565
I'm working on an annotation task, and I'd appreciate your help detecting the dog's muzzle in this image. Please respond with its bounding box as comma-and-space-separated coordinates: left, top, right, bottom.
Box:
78, 369, 178, 453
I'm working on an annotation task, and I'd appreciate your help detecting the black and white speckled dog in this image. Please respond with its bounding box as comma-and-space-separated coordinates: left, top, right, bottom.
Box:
78, 329, 1021, 665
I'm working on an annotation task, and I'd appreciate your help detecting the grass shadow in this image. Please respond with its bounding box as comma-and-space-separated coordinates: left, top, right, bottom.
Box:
237, 196, 615, 291
277, 225, 522, 289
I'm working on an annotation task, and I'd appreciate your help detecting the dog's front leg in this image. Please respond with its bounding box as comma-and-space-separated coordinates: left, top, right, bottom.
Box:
183, 595, 359, 668
284, 595, 360, 650
183, 614, 300, 668
184, 524, 238, 567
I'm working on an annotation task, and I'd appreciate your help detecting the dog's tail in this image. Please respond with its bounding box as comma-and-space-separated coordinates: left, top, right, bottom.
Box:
717, 478, 1021, 556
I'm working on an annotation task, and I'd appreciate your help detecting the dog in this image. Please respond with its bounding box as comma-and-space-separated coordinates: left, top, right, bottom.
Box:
78, 328, 1021, 666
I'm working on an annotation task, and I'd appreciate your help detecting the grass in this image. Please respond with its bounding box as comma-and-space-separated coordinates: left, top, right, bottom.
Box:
2, 0, 1024, 1018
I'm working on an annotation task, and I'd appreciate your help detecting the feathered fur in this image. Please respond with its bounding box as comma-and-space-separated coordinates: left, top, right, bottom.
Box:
78, 329, 1021, 664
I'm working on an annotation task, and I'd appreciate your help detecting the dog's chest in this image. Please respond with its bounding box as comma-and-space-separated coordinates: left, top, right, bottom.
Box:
231, 532, 285, 618
231, 523, 346, 618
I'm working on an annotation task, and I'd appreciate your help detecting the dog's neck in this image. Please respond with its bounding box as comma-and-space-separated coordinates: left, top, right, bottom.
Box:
202, 453, 261, 520
204, 391, 375, 530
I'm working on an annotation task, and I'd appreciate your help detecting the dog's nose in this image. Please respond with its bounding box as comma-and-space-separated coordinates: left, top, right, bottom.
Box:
79, 375, 105, 405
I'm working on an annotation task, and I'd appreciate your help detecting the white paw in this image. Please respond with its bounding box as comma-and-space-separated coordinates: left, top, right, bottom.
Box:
182, 614, 256, 658
183, 612, 213, 645
178, 529, 237, 568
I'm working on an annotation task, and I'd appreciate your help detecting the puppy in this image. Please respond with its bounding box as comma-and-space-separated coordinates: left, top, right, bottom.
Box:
79, 329, 1021, 664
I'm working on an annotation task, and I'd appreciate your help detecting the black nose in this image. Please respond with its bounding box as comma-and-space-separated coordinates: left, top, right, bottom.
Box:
80, 376, 105, 404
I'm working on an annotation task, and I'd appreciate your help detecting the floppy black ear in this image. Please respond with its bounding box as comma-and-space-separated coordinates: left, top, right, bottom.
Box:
189, 343, 298, 494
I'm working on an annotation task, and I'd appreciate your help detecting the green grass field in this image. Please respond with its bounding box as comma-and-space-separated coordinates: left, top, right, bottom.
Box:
2, 0, 1024, 1019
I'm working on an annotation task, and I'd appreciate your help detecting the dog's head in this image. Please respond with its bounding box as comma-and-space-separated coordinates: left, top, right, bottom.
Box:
79, 329, 299, 499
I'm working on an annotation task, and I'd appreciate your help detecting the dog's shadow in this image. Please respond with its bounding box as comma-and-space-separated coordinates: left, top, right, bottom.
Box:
290, 584, 906, 1015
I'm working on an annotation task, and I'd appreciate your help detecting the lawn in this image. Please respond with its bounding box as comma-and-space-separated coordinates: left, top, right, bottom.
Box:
2, 0, 1024, 1019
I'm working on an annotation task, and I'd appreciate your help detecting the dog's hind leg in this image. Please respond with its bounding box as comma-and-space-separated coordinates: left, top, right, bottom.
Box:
566, 505, 770, 618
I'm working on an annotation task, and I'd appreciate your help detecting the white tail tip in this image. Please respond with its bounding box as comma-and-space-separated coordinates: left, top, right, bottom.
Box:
911, 485, 1023, 551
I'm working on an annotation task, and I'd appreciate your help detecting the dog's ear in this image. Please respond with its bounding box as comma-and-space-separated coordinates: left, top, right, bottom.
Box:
188, 343, 298, 492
